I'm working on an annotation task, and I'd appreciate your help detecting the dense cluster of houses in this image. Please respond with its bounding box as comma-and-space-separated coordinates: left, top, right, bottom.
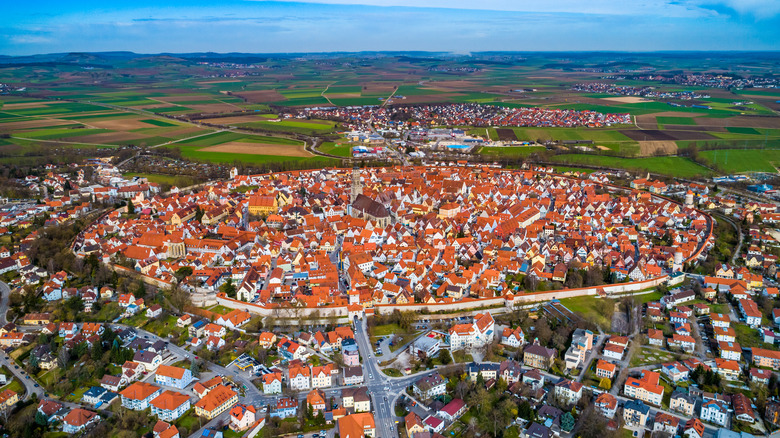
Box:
301, 103, 631, 132
73, 167, 711, 316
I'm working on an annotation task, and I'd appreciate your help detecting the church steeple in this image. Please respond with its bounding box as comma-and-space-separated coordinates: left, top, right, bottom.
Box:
351, 166, 362, 203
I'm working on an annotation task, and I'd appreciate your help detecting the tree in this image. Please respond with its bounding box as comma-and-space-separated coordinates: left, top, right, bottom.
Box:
127, 199, 135, 215
220, 279, 237, 299
175, 266, 193, 282
599, 377, 612, 390
57, 346, 70, 368
439, 349, 452, 365
65, 295, 84, 315
518, 400, 535, 421
534, 317, 553, 346
561, 412, 575, 432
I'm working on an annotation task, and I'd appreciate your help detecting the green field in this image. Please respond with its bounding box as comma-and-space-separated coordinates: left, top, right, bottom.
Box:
725, 127, 762, 135
123, 173, 181, 185
319, 141, 353, 157
141, 119, 178, 127
656, 116, 696, 126
512, 127, 634, 142
699, 149, 780, 173
479, 146, 546, 156
552, 154, 713, 178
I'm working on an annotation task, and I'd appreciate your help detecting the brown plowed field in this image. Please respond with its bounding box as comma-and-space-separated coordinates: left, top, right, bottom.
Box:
495, 128, 517, 141
200, 142, 311, 157
620, 129, 716, 141
159, 127, 203, 137
694, 116, 780, 129
233, 90, 286, 103
360, 84, 397, 95
90, 119, 157, 130
394, 94, 460, 104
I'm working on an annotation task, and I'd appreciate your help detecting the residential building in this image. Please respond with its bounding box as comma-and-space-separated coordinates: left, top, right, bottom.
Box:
338, 412, 376, 438
413, 374, 446, 400
554, 379, 583, 406
623, 370, 664, 406
595, 360, 616, 379
62, 409, 100, 434
229, 404, 258, 432
150, 391, 191, 421
670, 391, 696, 416
594, 393, 617, 418
120, 382, 162, 411
262, 372, 283, 394
700, 399, 729, 427
623, 400, 650, 427
194, 385, 238, 420
448, 313, 495, 351
155, 365, 194, 389
523, 344, 557, 370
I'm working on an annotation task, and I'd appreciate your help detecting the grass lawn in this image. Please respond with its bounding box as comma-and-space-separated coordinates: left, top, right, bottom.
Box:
123, 173, 181, 185
144, 315, 186, 338
551, 154, 713, 178
318, 141, 353, 157
709, 303, 730, 314
65, 385, 91, 402
174, 408, 200, 430
37, 368, 62, 388
84, 302, 123, 322
630, 346, 675, 367
1, 377, 24, 394
122, 313, 149, 327
552, 166, 595, 174
557, 295, 612, 329
206, 304, 232, 315
383, 368, 403, 377
733, 323, 762, 348
371, 323, 403, 337
452, 350, 474, 363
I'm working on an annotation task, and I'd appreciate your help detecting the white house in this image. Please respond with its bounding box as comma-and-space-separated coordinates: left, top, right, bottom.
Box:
700, 399, 729, 427
448, 313, 495, 351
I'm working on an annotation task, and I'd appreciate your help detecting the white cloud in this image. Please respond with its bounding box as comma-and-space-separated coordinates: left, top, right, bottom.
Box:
248, 0, 780, 18
247, 0, 707, 17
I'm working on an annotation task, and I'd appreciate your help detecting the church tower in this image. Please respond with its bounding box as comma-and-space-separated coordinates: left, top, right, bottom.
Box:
350, 166, 362, 203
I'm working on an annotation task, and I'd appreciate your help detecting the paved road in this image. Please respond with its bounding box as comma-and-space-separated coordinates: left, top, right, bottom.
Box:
0, 281, 45, 401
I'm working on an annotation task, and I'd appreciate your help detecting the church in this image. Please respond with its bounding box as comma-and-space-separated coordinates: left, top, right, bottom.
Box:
348, 167, 391, 227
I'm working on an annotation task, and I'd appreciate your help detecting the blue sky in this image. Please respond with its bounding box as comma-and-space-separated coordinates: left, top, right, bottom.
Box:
1, 0, 778, 55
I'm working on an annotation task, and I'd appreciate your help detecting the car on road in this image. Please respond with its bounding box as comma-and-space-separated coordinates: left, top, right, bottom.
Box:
13, 365, 18, 369
25, 376, 29, 379
34, 384, 38, 387
298, 434, 304, 438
